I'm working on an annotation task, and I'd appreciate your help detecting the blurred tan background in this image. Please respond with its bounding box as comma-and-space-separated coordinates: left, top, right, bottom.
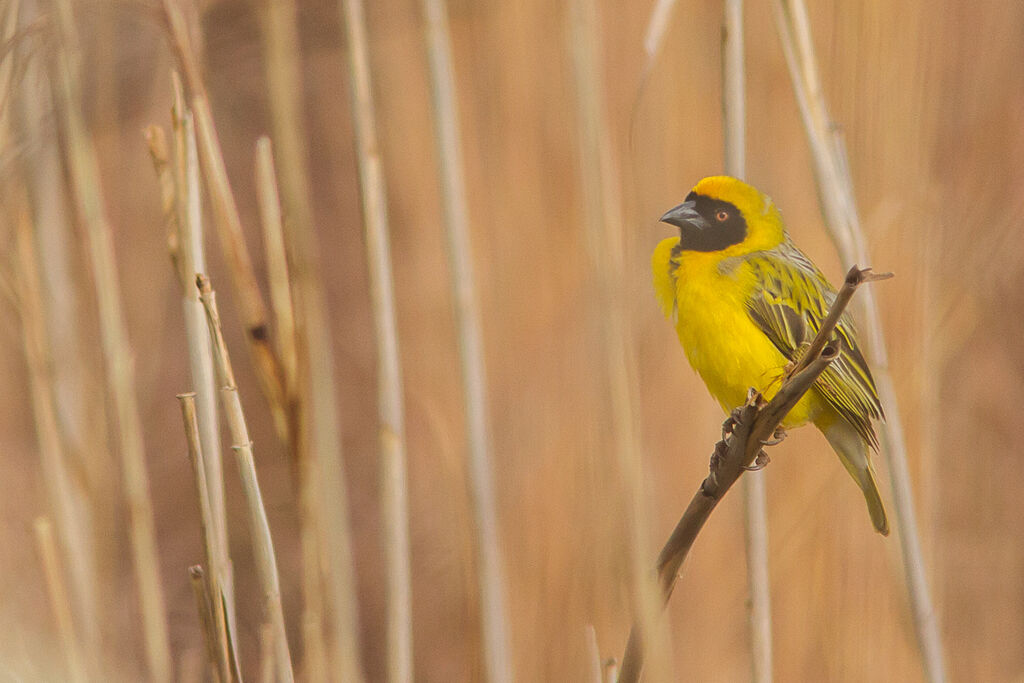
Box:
2, 0, 1023, 680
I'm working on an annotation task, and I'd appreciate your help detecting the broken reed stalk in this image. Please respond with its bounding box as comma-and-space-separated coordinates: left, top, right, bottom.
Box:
159, 0, 290, 442
177, 394, 234, 683
48, 0, 171, 678
569, 0, 668, 678
188, 566, 224, 683
770, 3, 946, 681
420, 1, 513, 680
721, 2, 773, 680
338, 1, 414, 680
198, 274, 294, 683
34, 517, 87, 683
616, 267, 891, 683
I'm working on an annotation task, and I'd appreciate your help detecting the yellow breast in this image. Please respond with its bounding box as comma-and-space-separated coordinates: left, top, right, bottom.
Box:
653, 236, 819, 427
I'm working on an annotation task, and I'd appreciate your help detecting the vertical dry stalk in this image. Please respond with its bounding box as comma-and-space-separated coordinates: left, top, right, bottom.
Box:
771, 3, 946, 682
14, 202, 97, 674
48, 0, 171, 678
338, 1, 414, 681
160, 0, 290, 441
255, 0, 365, 673
198, 275, 295, 683
177, 394, 233, 683
34, 517, 87, 683
188, 565, 223, 683
722, 2, 773, 681
16, 0, 112, 663
420, 1, 513, 681
171, 78, 232, 615
568, 0, 667, 679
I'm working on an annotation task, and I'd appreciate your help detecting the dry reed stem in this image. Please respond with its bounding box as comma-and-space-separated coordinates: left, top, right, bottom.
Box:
585, 626, 602, 683
721, 2, 773, 681
169, 77, 232, 608
255, 0, 364, 675
339, 1, 414, 680
33, 517, 87, 683
188, 566, 223, 683
15, 8, 117, 643
177, 394, 234, 683
259, 622, 276, 683
160, 0, 290, 442
617, 266, 888, 682
569, 0, 667, 679
198, 274, 295, 682
771, 3, 946, 681
48, 0, 171, 677
420, 1, 513, 681
14, 200, 97, 676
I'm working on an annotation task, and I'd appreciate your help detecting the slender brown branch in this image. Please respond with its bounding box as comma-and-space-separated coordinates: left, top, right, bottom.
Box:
617, 266, 885, 683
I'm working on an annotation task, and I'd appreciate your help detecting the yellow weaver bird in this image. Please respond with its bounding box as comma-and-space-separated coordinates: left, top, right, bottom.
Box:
652, 176, 889, 535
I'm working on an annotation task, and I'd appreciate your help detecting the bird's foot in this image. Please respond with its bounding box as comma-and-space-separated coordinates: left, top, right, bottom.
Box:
761, 426, 787, 447
709, 438, 730, 472
743, 450, 771, 471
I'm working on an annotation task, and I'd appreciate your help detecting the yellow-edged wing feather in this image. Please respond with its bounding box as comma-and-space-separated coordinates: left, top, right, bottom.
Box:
742, 241, 883, 448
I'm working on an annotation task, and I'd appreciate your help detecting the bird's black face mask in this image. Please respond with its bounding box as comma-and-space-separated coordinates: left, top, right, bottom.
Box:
660, 191, 747, 252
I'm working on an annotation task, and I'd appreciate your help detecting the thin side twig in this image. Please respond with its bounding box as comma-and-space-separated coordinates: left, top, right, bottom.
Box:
617, 266, 887, 683
198, 274, 295, 683
420, 1, 513, 681
338, 1, 414, 680
48, 0, 171, 677
771, 4, 946, 681
721, 2, 773, 680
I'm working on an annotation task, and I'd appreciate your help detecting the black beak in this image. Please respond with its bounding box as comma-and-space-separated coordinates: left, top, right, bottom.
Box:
660, 200, 708, 231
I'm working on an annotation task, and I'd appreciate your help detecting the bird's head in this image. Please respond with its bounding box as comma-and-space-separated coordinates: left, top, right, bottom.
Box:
660, 176, 785, 254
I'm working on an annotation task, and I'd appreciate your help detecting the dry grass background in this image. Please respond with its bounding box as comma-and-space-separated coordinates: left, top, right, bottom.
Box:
2, 0, 1023, 680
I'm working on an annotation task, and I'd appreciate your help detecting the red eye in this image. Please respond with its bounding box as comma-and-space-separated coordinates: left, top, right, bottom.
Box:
716, 210, 729, 222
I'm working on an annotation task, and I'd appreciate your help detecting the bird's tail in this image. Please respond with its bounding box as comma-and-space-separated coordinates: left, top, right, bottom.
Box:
822, 419, 890, 536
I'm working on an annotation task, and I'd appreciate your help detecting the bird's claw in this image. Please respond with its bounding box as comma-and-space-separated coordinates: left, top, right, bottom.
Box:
742, 450, 771, 471
761, 426, 787, 446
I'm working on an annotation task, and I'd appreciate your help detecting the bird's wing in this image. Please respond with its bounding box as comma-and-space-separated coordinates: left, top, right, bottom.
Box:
743, 241, 883, 448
